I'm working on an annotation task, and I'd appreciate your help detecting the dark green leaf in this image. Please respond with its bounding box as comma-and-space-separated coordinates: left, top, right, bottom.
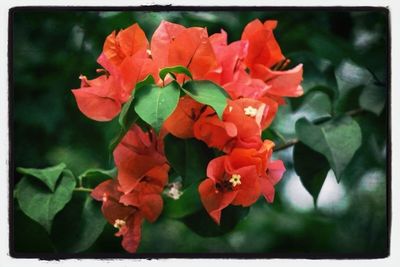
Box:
164, 134, 214, 188
359, 83, 387, 116
109, 75, 155, 151
294, 91, 332, 122
159, 65, 193, 81
295, 116, 362, 182
182, 206, 249, 237
80, 168, 116, 189
294, 142, 330, 201
134, 81, 180, 133
271, 90, 332, 140
16, 163, 66, 192
334, 60, 373, 112
51, 191, 106, 253
14, 169, 76, 233
182, 80, 229, 119
163, 182, 202, 219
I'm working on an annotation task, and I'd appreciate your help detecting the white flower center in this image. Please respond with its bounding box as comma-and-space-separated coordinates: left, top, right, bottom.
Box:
166, 182, 183, 200
229, 174, 242, 187
113, 219, 126, 229
244, 106, 258, 117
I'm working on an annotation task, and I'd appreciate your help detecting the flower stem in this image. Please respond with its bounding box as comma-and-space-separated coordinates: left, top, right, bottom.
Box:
74, 187, 93, 193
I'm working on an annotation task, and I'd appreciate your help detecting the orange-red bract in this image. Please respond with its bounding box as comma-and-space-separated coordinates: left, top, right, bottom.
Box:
241, 19, 284, 70
113, 124, 168, 194
91, 179, 143, 253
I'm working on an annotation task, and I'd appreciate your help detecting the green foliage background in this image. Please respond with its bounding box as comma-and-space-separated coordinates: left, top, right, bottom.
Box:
11, 8, 388, 255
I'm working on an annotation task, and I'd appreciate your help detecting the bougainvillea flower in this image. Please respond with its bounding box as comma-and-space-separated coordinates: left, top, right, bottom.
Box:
102, 23, 149, 66
241, 19, 284, 70
119, 164, 169, 222
91, 179, 144, 253
151, 20, 220, 81
72, 74, 123, 121
227, 140, 286, 203
113, 124, 167, 194
193, 107, 238, 151
194, 99, 267, 152
223, 69, 270, 100
163, 95, 206, 138
199, 156, 260, 224
252, 63, 304, 98
114, 56, 158, 102
209, 30, 249, 85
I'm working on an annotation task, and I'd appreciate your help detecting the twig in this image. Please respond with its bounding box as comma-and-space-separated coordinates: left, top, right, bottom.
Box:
74, 187, 93, 193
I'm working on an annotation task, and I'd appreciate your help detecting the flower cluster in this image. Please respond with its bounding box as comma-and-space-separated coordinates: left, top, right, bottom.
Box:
72, 19, 303, 253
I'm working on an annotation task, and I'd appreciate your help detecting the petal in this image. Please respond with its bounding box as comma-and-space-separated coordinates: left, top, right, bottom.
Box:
121, 213, 143, 253
117, 23, 148, 60
253, 64, 304, 97
193, 109, 237, 150
268, 160, 286, 185
231, 165, 261, 207
198, 178, 237, 224
258, 96, 279, 129
138, 194, 164, 223
71, 86, 121, 121
91, 179, 121, 202
117, 56, 158, 100
206, 156, 228, 182
223, 69, 270, 99
103, 24, 148, 67
151, 20, 186, 69
163, 96, 205, 138
241, 19, 284, 69
259, 175, 275, 203
101, 198, 135, 225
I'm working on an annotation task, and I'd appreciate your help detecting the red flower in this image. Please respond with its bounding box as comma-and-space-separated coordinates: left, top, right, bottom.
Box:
151, 21, 220, 82
102, 23, 149, 66
209, 30, 248, 85
193, 98, 269, 152
91, 162, 168, 253
113, 124, 167, 194
198, 156, 260, 224
91, 179, 144, 253
71, 74, 123, 121
241, 19, 284, 70
228, 140, 286, 203
163, 95, 206, 139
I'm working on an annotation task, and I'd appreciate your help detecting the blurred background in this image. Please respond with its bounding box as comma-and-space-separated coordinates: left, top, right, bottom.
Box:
11, 8, 388, 255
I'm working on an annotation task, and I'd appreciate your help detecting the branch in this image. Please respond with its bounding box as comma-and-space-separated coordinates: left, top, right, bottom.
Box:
74, 187, 93, 193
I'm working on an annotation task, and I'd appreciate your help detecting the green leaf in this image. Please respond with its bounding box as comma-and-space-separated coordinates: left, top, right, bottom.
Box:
182, 80, 229, 119
271, 90, 332, 140
79, 168, 116, 189
163, 182, 202, 219
359, 83, 387, 116
182, 206, 249, 237
293, 142, 330, 202
293, 91, 332, 122
295, 116, 362, 182
51, 191, 106, 253
159, 65, 193, 81
16, 163, 66, 192
14, 169, 76, 233
334, 60, 373, 112
109, 75, 155, 151
134, 81, 180, 133
164, 134, 214, 188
